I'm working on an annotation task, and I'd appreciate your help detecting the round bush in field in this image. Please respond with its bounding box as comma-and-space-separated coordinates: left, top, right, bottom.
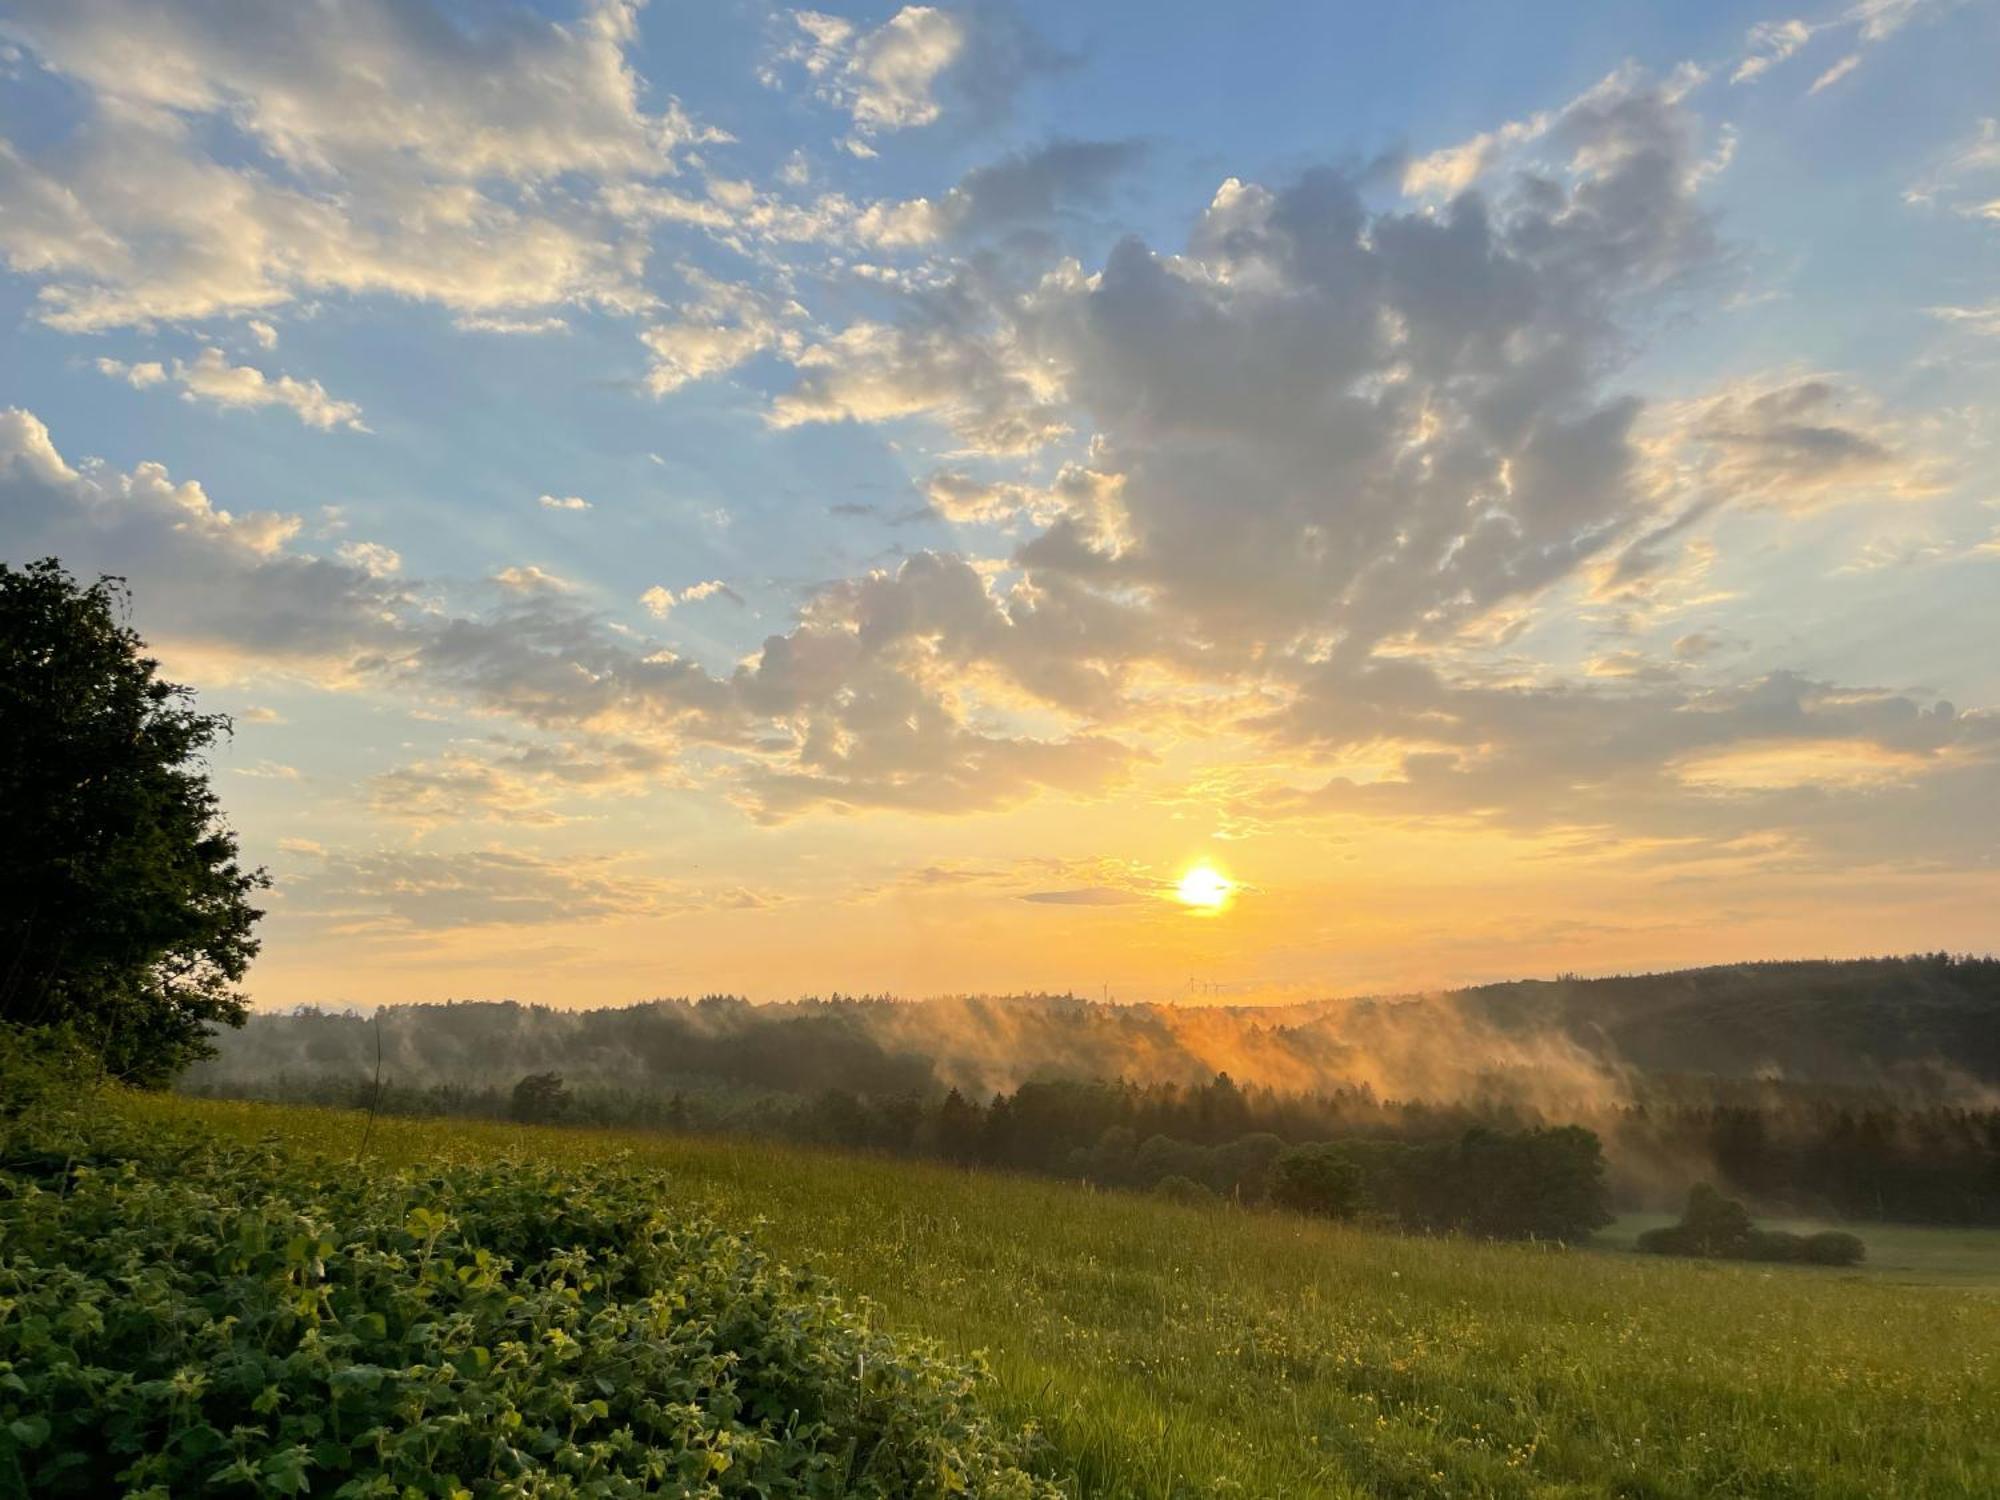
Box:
0, 1127, 1055, 1497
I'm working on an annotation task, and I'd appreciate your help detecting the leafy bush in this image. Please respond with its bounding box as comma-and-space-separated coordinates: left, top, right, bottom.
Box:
0, 1116, 1056, 1497
1803, 1229, 1867, 1266
1637, 1183, 1755, 1258
1638, 1184, 1866, 1268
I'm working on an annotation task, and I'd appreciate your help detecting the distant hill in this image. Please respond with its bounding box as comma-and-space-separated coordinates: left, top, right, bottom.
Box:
1441, 955, 2000, 1091
192, 954, 2000, 1104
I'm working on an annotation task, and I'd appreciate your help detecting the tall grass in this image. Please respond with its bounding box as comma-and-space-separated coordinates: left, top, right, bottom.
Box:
133, 1093, 1999, 1498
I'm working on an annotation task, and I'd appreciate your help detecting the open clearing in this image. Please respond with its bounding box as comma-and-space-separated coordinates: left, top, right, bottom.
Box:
134, 1094, 2000, 1498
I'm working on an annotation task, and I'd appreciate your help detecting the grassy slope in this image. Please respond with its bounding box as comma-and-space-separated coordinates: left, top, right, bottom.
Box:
131, 1094, 1999, 1499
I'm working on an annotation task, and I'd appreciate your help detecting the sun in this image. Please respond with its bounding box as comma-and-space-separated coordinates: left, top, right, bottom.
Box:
1175, 864, 1233, 911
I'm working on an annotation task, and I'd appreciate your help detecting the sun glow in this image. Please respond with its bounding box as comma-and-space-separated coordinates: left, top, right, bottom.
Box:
1175, 864, 1233, 911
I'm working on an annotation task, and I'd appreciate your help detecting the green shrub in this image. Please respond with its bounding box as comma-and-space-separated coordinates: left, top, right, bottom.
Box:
1803, 1230, 1866, 1266
1637, 1185, 1866, 1269
0, 1115, 1055, 1498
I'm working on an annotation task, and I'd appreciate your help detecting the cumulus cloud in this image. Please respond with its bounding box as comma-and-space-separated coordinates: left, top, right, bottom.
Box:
163, 348, 368, 430
771, 299, 1069, 452
0, 0, 713, 329
639, 579, 742, 617
539, 494, 593, 512
336, 541, 402, 578
99, 348, 364, 430
493, 564, 576, 594
5, 411, 1141, 822
640, 270, 803, 394
95, 357, 166, 388
0, 405, 398, 674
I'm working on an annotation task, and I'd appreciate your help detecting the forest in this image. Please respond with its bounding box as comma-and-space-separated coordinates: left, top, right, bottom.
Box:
186, 976, 2000, 1232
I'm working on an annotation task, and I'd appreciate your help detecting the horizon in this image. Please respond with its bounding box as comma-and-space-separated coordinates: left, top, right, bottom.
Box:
237, 948, 2000, 1018
3, 0, 1998, 1009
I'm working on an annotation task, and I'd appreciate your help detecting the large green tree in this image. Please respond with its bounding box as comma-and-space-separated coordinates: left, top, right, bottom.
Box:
0, 559, 267, 1086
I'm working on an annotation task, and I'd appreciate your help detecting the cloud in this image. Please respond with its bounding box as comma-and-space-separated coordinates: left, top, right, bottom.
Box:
284, 846, 671, 934
1808, 52, 1863, 92
539, 494, 593, 512
858, 138, 1145, 247
1401, 110, 1556, 198
493, 564, 575, 594
0, 405, 400, 675
336, 541, 402, 578
96, 357, 166, 388
639, 579, 742, 617
166, 348, 367, 431
369, 737, 675, 826
1732, 19, 1813, 83
1907, 118, 2000, 220
1928, 302, 2000, 336
640, 268, 804, 395
1640, 375, 1942, 515
769, 3, 1058, 140
1018, 886, 1149, 906
1253, 657, 2000, 867
99, 348, 365, 430
0, 0, 713, 330
771, 303, 1069, 452
461, 315, 570, 335
7, 412, 1136, 821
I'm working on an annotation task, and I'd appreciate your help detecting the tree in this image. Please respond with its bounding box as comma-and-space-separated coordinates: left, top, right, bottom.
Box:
510, 1071, 571, 1125
1637, 1182, 1755, 1258
1270, 1143, 1367, 1220
0, 560, 266, 1086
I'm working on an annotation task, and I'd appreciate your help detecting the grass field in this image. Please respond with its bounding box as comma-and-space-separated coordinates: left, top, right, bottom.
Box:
127, 1094, 1999, 1498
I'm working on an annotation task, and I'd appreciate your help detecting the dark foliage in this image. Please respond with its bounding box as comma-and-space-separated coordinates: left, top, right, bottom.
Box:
1637, 1184, 1867, 1266
508, 1070, 571, 1125
0, 560, 265, 1085
1269, 1144, 1366, 1220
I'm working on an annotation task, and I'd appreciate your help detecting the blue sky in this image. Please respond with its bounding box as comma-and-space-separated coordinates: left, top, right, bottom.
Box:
1, 0, 1996, 1006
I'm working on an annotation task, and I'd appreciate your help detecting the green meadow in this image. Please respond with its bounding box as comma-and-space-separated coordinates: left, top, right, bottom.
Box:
118, 1093, 1999, 1499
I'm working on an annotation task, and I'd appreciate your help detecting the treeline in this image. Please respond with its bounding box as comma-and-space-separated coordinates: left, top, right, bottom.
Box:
1609, 1099, 2000, 1226
190, 1065, 2000, 1228
187, 956, 2000, 1112
200, 1068, 1613, 1240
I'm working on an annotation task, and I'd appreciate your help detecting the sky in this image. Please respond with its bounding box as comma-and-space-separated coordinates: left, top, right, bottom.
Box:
0, 0, 1996, 1010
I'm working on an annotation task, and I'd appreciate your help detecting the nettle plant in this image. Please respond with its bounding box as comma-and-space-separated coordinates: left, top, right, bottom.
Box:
0, 1120, 1055, 1498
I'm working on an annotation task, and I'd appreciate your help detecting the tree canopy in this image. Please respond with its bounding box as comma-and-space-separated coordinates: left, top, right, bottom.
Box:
0, 558, 266, 1086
